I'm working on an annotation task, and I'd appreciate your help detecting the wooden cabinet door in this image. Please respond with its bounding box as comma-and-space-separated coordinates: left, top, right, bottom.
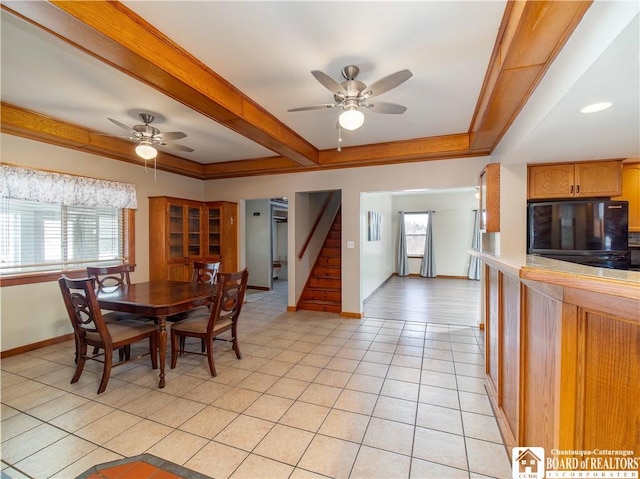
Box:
613, 163, 640, 231
574, 160, 622, 197
528, 163, 575, 199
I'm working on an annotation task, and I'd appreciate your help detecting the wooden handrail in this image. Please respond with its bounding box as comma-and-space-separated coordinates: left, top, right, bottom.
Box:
298, 191, 335, 259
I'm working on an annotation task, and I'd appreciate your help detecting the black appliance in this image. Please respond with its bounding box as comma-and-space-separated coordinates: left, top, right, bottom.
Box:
527, 200, 630, 269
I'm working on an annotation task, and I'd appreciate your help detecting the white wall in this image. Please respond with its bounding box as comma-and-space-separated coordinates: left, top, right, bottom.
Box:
1, 134, 205, 351
391, 190, 478, 276
361, 192, 394, 300
203, 157, 490, 315
245, 199, 272, 289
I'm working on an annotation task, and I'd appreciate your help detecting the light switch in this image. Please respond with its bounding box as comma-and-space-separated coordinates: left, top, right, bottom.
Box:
347, 241, 355, 248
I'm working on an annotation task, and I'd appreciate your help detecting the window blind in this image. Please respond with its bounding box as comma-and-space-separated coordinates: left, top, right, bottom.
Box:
0, 199, 126, 275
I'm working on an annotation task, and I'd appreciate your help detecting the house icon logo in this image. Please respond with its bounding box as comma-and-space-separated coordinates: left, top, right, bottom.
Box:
512, 447, 545, 479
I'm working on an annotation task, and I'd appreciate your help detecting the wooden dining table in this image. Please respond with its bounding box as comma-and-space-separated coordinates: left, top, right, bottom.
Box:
97, 280, 215, 388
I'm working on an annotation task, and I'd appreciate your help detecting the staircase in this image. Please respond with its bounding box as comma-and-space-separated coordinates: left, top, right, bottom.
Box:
298, 209, 341, 313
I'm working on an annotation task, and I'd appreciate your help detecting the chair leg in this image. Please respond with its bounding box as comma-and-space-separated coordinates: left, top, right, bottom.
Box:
170, 329, 179, 369
97, 348, 113, 394
71, 343, 87, 384
206, 339, 217, 377
201, 339, 205, 353
231, 323, 242, 359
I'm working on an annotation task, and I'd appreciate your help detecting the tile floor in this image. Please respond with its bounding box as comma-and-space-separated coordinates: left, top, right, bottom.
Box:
1, 280, 512, 479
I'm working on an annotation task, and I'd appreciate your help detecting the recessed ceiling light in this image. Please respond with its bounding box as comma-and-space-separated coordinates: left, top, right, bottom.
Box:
581, 102, 612, 114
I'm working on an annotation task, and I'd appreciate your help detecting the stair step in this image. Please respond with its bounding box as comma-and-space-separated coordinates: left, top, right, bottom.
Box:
301, 289, 341, 302
297, 300, 341, 314
312, 266, 340, 278
308, 277, 341, 289
328, 230, 341, 239
321, 247, 341, 257
324, 238, 341, 248
316, 256, 341, 266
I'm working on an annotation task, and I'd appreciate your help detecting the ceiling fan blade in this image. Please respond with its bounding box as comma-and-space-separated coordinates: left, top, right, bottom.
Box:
363, 102, 407, 114
360, 69, 413, 98
311, 70, 346, 97
288, 104, 339, 112
158, 142, 194, 153
107, 117, 134, 133
159, 131, 187, 141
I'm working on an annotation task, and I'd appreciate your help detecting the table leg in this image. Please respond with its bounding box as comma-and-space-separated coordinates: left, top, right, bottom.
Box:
157, 316, 167, 388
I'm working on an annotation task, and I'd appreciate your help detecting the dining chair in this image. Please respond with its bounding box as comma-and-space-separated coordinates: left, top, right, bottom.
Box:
168, 260, 221, 324
87, 264, 135, 292
58, 275, 159, 394
191, 261, 221, 285
170, 268, 249, 376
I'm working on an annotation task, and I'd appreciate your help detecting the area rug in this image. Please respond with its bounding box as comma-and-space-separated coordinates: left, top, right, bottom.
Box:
76, 453, 211, 479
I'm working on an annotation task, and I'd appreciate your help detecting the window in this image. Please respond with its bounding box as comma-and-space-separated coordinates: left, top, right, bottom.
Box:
0, 164, 137, 285
0, 198, 129, 276
404, 213, 430, 256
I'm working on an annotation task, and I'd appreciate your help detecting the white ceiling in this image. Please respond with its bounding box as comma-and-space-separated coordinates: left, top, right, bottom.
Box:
1, 1, 639, 168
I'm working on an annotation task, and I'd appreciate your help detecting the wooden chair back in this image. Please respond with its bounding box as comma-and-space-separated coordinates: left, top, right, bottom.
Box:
191, 261, 221, 285
58, 276, 111, 347
208, 268, 249, 335
87, 264, 135, 291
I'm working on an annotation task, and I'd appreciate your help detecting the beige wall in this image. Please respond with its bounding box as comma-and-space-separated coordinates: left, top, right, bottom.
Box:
1, 134, 204, 351
2, 133, 516, 351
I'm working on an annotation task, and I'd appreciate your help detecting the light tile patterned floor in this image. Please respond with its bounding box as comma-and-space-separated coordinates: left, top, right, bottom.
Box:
1, 280, 511, 479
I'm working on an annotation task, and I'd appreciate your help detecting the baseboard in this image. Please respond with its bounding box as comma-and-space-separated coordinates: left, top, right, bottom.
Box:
247, 285, 270, 291
364, 273, 395, 304
340, 312, 363, 319
287, 306, 297, 312
1, 332, 74, 358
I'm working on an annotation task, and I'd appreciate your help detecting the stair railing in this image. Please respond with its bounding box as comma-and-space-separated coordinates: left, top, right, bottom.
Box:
298, 191, 335, 259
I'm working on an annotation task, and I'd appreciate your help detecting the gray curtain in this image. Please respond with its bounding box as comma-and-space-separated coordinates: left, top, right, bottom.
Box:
419, 211, 436, 278
468, 209, 481, 280
397, 212, 409, 276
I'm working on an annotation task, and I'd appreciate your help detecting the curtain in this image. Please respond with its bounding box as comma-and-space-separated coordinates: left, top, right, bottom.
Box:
468, 209, 481, 280
419, 211, 436, 277
1, 164, 137, 209
397, 212, 409, 276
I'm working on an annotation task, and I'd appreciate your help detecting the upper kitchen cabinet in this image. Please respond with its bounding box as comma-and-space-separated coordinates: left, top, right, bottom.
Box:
612, 161, 640, 232
528, 159, 623, 200
149, 197, 238, 281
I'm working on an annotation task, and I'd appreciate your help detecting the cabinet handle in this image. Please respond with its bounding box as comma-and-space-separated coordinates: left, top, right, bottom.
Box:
576, 185, 580, 194
570, 185, 574, 193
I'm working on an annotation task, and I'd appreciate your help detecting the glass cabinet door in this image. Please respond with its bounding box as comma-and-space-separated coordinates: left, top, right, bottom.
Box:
168, 204, 184, 260
187, 206, 201, 258
207, 206, 221, 256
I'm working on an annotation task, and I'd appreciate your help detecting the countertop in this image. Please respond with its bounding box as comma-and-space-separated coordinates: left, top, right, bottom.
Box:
468, 250, 640, 301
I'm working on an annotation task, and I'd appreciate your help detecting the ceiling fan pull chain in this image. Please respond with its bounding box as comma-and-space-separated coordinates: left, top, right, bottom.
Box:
337, 124, 342, 152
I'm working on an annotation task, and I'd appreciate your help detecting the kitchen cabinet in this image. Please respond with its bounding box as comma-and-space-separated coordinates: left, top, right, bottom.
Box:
474, 252, 639, 452
149, 197, 237, 281
528, 159, 622, 200
612, 162, 640, 232
479, 163, 500, 232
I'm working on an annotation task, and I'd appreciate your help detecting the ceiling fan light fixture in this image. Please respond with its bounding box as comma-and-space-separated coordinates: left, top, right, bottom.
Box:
135, 141, 158, 160
339, 107, 365, 131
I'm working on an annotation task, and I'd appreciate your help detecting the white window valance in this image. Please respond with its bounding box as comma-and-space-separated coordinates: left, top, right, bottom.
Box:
0, 164, 137, 209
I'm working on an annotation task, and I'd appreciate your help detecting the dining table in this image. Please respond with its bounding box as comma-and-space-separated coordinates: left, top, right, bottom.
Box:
97, 280, 215, 388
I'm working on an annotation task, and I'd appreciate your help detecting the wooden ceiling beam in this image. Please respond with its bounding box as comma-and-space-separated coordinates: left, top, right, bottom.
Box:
2, 0, 319, 167
469, 0, 592, 151
1, 103, 206, 179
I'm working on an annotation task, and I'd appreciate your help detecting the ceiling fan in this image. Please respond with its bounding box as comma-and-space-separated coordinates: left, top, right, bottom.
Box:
288, 65, 413, 131
107, 113, 194, 161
